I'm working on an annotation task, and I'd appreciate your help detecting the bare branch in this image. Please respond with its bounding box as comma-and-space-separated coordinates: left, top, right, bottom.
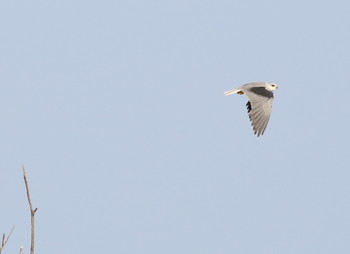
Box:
19, 246, 23, 254
22, 166, 37, 254
0, 226, 15, 254
1, 234, 4, 251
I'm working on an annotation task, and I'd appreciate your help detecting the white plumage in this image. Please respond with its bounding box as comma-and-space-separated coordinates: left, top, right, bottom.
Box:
224, 82, 278, 137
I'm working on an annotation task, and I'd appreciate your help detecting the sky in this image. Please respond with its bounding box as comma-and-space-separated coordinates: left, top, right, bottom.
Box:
1, 0, 350, 253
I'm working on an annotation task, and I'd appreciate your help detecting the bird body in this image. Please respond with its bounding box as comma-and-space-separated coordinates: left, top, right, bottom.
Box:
224, 82, 278, 137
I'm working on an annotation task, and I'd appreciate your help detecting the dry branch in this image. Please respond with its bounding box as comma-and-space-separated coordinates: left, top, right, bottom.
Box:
0, 226, 15, 254
22, 166, 37, 254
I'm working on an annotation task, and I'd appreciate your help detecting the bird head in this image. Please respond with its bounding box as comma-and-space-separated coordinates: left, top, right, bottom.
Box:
266, 83, 278, 91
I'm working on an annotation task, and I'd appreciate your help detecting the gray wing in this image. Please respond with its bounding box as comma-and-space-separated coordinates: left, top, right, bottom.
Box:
243, 85, 274, 136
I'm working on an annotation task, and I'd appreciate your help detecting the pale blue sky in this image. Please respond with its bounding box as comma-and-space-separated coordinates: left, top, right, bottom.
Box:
1, 0, 350, 253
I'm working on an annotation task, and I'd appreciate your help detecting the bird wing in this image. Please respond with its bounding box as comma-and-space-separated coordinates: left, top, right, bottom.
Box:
244, 86, 274, 136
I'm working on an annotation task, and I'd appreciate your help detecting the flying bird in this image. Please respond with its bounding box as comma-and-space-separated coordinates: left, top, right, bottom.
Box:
224, 82, 278, 137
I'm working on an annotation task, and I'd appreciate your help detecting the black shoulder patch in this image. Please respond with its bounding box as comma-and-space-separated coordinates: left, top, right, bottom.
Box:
246, 101, 252, 113
250, 87, 273, 98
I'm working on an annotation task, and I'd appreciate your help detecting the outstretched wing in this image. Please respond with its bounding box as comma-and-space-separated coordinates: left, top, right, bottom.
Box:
244, 86, 274, 136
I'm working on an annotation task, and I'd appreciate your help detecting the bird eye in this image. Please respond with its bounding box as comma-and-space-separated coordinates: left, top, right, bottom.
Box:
271, 84, 275, 87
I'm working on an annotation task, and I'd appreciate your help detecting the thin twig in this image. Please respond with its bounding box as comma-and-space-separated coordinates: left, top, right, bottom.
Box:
22, 166, 37, 254
19, 246, 23, 254
0, 226, 15, 254
1, 234, 4, 252
0, 226, 15, 253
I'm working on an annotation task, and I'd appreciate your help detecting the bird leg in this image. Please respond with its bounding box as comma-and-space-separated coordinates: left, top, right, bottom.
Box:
224, 89, 244, 96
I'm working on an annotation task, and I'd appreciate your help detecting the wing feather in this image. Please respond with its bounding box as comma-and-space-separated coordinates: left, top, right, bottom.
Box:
243, 86, 274, 136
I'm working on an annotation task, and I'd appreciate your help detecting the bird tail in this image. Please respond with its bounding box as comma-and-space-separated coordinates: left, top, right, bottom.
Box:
224, 89, 243, 96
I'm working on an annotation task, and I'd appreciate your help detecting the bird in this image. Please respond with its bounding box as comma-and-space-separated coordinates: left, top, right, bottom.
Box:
224, 82, 278, 137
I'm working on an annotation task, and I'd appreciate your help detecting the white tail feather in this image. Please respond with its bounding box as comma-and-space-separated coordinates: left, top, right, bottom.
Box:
224, 89, 241, 96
